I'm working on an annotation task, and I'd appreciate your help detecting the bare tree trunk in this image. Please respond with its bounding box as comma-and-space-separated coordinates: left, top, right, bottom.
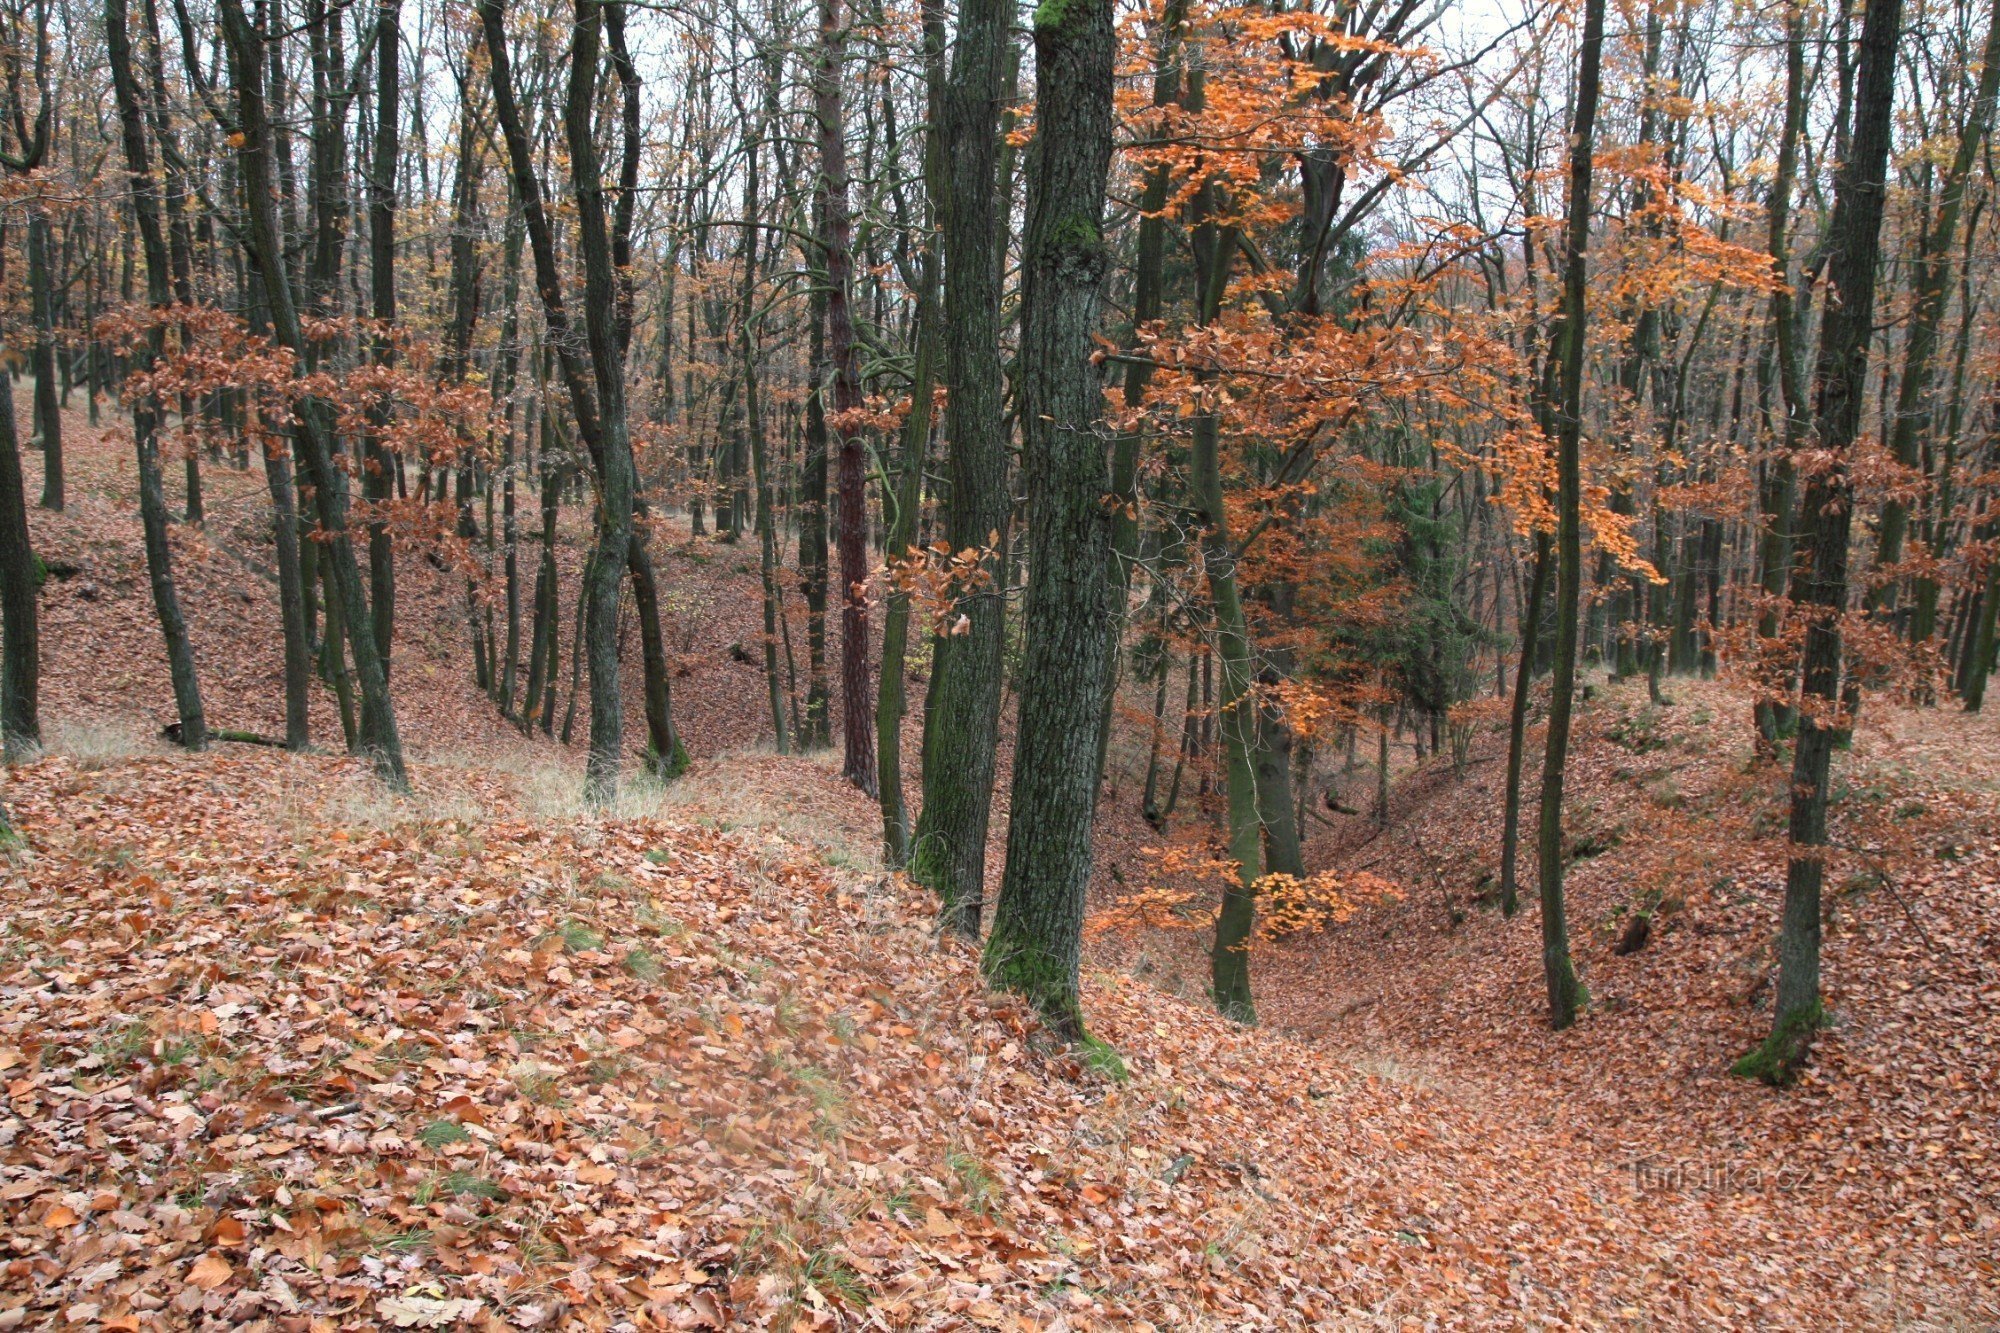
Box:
1500, 530, 1550, 918
214, 0, 406, 785
815, 0, 876, 794
1738, 0, 1903, 1085
908, 0, 1013, 926
108, 0, 205, 749
1534, 0, 1606, 1031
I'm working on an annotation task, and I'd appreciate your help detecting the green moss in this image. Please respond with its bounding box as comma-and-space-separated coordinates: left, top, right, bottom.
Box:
1078, 1035, 1127, 1083
649, 737, 691, 781
1032, 0, 1087, 32
1731, 999, 1824, 1087
982, 932, 1084, 1039
1044, 213, 1102, 250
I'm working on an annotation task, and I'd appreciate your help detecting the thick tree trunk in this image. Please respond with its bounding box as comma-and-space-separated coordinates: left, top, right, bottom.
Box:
984, 0, 1115, 1042
0, 370, 39, 761
1966, 551, 1999, 711
909, 0, 1013, 928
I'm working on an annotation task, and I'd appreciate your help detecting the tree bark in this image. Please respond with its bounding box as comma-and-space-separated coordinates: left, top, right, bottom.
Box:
815, 0, 876, 795
108, 0, 206, 751
909, 0, 1013, 928
983, 0, 1116, 1042
1534, 0, 1606, 1031
1738, 0, 1903, 1085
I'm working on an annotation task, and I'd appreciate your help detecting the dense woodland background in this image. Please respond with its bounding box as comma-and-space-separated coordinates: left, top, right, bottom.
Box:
0, 0, 1997, 1322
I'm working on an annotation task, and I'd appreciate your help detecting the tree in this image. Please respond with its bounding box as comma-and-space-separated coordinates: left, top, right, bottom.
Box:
214, 0, 406, 786
1737, 0, 1904, 1085
1533, 0, 1608, 1032
907, 0, 1013, 930
814, 0, 876, 796
983, 0, 1116, 1041
0, 0, 48, 762
364, 0, 403, 677
108, 0, 205, 751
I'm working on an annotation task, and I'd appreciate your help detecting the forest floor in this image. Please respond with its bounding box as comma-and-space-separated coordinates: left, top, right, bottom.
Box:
1, 392, 1996, 1330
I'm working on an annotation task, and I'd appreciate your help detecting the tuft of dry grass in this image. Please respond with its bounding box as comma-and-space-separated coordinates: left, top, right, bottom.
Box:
42, 718, 158, 771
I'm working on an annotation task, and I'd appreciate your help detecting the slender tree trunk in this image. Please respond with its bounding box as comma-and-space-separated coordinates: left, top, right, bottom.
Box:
245, 262, 313, 750
27, 211, 62, 511
876, 0, 944, 865
108, 0, 205, 749
1868, 0, 2000, 619
1500, 530, 1551, 918
1094, 0, 1185, 795
364, 0, 400, 677
1177, 210, 1264, 1021
798, 280, 832, 749
215, 0, 405, 785
1534, 0, 1606, 1031
1738, 0, 1903, 1085
815, 0, 876, 794
983, 0, 1115, 1042
481, 0, 657, 802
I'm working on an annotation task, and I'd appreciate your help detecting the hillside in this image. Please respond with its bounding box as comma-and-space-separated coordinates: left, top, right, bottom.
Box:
1, 411, 1996, 1330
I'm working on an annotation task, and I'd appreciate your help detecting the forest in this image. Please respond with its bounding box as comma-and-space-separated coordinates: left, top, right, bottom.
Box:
0, 0, 1995, 1323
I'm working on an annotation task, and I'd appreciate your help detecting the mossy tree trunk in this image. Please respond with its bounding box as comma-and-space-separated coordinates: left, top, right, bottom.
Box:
984, 0, 1115, 1041
909, 0, 1013, 930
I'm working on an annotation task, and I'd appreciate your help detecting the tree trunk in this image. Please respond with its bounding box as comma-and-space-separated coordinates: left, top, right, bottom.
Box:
876, 0, 945, 865
365, 0, 401, 678
909, 0, 1013, 928
1500, 530, 1551, 918
244, 262, 313, 750
1867, 0, 1999, 619
0, 368, 39, 761
984, 0, 1115, 1042
815, 0, 876, 795
27, 211, 61, 511
798, 279, 832, 749
214, 0, 405, 785
1534, 0, 1606, 1032
1738, 0, 1903, 1086
108, 0, 205, 750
